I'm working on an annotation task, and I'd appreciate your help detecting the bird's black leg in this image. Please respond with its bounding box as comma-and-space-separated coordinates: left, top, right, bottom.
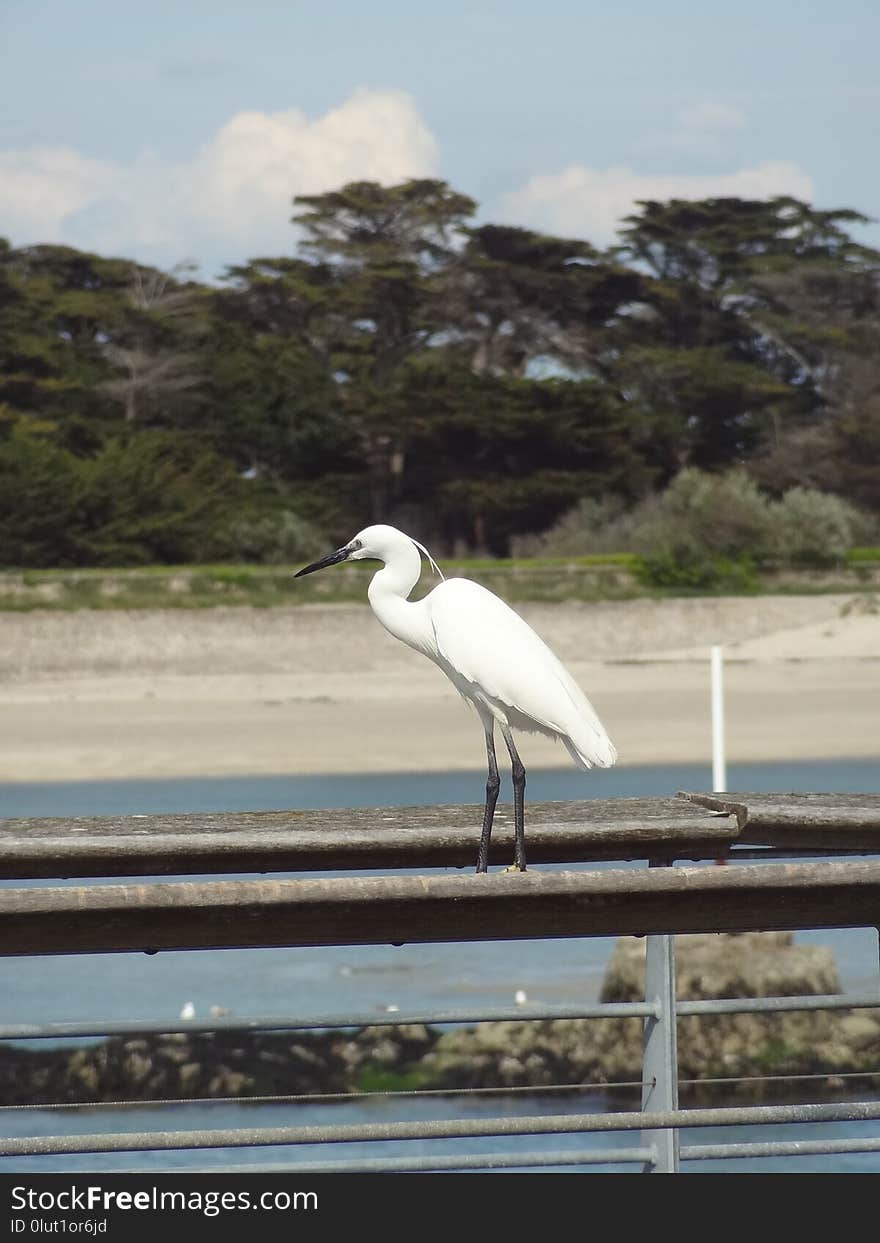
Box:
476, 720, 501, 874
500, 723, 526, 871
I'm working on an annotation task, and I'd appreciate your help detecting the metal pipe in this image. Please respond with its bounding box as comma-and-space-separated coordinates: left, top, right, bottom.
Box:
711, 645, 726, 794
640, 869, 679, 1172
682, 1137, 880, 1162
113, 1147, 656, 1174
110, 1136, 880, 1174
5, 1100, 880, 1159
0, 999, 658, 1043
2, 989, 877, 1045
1, 989, 877, 1045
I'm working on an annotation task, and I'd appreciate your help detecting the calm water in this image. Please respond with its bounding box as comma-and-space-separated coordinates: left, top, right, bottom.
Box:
2, 758, 879, 1173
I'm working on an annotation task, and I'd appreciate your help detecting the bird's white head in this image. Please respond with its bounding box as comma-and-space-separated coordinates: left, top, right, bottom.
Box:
294, 524, 444, 580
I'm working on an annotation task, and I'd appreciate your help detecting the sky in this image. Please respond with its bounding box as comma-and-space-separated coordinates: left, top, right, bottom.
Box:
2, 0, 879, 280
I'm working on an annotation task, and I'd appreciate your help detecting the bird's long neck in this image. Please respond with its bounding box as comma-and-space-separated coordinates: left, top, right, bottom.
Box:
367, 547, 435, 657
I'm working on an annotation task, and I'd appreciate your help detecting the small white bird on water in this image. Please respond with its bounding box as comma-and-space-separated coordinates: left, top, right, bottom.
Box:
295, 524, 616, 873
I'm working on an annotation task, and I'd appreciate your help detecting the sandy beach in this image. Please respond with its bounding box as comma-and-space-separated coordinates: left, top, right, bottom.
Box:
1, 594, 878, 782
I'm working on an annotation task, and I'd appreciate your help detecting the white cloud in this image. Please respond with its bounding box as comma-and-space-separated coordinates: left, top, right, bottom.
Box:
0, 88, 439, 273
499, 161, 816, 246
179, 88, 438, 252
0, 146, 117, 241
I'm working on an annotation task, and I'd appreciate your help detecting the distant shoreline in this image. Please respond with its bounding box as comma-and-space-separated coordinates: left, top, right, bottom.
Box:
1, 594, 877, 783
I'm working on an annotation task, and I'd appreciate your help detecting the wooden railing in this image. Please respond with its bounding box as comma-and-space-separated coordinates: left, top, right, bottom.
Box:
2, 791, 880, 1172
2, 793, 880, 956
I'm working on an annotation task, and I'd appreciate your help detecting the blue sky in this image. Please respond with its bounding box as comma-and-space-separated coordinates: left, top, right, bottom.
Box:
2, 0, 878, 278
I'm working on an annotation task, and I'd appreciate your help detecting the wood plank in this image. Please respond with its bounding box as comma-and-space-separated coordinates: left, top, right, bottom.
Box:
0, 797, 732, 878
2, 859, 879, 956
4, 790, 880, 880
679, 791, 880, 846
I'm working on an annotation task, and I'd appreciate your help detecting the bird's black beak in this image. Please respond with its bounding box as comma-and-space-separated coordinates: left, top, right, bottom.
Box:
293, 546, 352, 578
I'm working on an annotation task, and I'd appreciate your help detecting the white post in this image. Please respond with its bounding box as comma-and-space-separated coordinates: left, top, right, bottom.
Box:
710, 645, 726, 793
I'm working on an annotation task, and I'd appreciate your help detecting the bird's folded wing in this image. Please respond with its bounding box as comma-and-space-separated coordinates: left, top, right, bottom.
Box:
428, 580, 602, 736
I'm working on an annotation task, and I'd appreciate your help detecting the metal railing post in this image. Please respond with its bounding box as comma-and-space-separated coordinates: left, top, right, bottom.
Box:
640, 860, 680, 1172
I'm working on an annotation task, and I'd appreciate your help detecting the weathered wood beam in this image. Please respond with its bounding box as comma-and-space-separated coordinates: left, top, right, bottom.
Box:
2, 859, 879, 956
680, 792, 880, 846
3, 792, 880, 880
0, 797, 733, 878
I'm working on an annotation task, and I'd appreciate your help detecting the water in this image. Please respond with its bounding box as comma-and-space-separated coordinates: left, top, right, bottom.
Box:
5, 756, 880, 819
2, 758, 879, 1173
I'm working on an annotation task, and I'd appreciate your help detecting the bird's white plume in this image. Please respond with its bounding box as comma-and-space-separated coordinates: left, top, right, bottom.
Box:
411, 538, 445, 581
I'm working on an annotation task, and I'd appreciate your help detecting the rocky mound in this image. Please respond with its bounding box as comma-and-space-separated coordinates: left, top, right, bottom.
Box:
425, 933, 880, 1099
3, 934, 877, 1104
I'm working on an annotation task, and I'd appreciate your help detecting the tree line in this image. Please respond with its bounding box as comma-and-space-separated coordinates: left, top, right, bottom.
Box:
1, 181, 878, 567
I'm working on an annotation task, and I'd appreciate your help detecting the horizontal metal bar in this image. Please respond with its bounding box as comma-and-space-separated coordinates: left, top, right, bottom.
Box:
124, 1136, 880, 1173
677, 990, 880, 1016
682, 1137, 880, 1161
4, 858, 880, 956
0, 999, 660, 1043
193, 1132, 880, 1174
2, 988, 877, 1045
0, 1082, 650, 1116
5, 1100, 880, 1159
112, 1147, 657, 1174
5, 1070, 880, 1121
680, 1070, 880, 1091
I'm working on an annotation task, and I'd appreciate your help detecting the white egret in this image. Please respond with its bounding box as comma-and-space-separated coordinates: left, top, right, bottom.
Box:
295, 524, 616, 873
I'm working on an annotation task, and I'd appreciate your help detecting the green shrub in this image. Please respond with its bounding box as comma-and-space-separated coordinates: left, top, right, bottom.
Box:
218, 508, 327, 564
634, 468, 775, 561
0, 430, 81, 567
510, 495, 632, 557
74, 433, 245, 566
773, 487, 864, 567
0, 425, 332, 569
517, 468, 875, 576
634, 547, 759, 592
513, 469, 776, 562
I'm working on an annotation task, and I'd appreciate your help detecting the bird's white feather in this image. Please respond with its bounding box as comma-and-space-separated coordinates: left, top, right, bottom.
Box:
425, 578, 616, 769
328, 523, 616, 771
296, 523, 617, 872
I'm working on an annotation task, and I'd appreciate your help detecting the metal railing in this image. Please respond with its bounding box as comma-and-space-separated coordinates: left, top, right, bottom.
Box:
1, 790, 880, 1173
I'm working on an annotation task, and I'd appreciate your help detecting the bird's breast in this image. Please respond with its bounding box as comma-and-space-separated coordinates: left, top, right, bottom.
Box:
367, 589, 438, 661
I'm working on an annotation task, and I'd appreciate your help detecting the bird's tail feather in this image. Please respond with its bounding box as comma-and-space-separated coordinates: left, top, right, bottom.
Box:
563, 733, 618, 771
